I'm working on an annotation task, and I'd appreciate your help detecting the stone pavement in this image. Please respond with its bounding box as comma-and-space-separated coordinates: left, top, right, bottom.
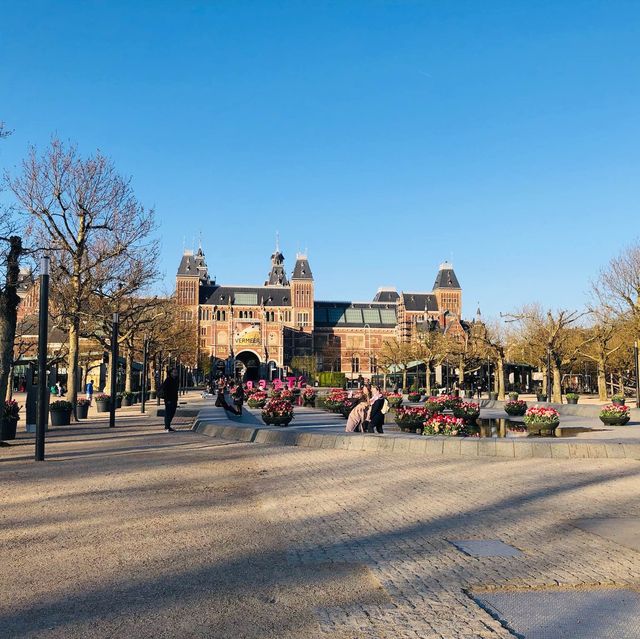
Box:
2, 411, 640, 638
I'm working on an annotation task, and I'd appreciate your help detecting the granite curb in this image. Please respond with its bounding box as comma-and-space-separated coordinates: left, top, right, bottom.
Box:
192, 418, 640, 461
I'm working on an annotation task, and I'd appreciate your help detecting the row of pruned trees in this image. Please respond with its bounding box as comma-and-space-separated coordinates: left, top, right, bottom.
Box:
375, 240, 640, 401
0, 133, 194, 420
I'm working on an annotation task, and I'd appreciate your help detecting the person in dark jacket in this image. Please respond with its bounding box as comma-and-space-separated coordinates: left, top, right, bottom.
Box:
161, 368, 179, 432
232, 382, 245, 415
367, 386, 386, 434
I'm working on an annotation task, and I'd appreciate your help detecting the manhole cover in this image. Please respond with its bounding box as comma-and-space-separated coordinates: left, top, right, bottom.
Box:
474, 589, 640, 638
450, 539, 523, 557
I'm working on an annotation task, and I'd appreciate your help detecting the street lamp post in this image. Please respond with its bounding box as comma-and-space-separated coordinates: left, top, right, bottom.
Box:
35, 256, 50, 462
141, 337, 148, 414
546, 347, 552, 403
109, 313, 119, 428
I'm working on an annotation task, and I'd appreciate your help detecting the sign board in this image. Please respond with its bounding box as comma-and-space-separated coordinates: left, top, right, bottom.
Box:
234, 322, 261, 348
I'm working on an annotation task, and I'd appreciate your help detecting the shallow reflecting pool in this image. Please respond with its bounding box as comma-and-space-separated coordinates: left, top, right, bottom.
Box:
475, 418, 556, 438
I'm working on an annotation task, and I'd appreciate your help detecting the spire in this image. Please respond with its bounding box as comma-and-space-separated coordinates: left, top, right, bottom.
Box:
265, 242, 289, 286
475, 302, 482, 323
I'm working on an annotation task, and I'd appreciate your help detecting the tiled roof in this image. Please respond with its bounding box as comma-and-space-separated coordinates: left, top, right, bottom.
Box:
201, 285, 292, 307
401, 293, 438, 312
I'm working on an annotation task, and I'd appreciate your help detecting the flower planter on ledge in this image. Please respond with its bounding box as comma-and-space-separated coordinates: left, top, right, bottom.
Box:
50, 408, 72, 427
600, 415, 630, 426
1, 417, 18, 440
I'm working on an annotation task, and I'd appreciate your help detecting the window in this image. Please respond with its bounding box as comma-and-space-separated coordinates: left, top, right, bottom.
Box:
351, 356, 360, 373
363, 309, 381, 324
327, 308, 345, 324
380, 309, 397, 324
345, 308, 363, 324
235, 292, 258, 305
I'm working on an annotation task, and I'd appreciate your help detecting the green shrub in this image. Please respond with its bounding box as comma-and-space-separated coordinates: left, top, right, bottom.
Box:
317, 372, 346, 388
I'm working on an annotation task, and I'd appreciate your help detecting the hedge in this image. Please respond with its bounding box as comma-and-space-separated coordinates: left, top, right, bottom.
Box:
317, 372, 346, 388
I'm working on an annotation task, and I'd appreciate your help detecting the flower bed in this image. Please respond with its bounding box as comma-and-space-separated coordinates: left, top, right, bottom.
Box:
523, 405, 560, 433
599, 403, 630, 425
261, 398, 294, 426
247, 390, 268, 409
504, 399, 527, 416
323, 389, 349, 412
424, 394, 462, 413
452, 401, 480, 423
422, 413, 471, 437
394, 406, 431, 432
384, 392, 403, 409
301, 387, 316, 405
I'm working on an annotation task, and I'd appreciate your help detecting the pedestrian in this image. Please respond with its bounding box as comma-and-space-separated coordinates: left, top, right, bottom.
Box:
233, 382, 245, 415
215, 376, 226, 407
56, 381, 63, 396
85, 379, 94, 405
345, 397, 369, 432
160, 368, 179, 432
367, 385, 387, 434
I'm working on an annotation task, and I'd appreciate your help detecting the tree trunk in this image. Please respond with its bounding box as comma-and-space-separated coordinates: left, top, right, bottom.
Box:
382, 373, 387, 392
552, 365, 562, 403
597, 358, 607, 401
6, 362, 14, 401
541, 366, 547, 395
425, 363, 432, 396
125, 345, 134, 392
458, 357, 465, 389
402, 366, 407, 391
0, 236, 23, 425
150, 353, 158, 392
497, 358, 506, 401
68, 318, 80, 419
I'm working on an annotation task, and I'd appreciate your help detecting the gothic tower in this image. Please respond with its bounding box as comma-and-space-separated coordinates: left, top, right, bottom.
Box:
291, 253, 314, 332
432, 261, 462, 318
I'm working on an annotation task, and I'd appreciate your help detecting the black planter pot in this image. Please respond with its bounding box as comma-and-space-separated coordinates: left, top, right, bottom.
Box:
50, 408, 72, 427
150, 391, 157, 400
96, 400, 110, 413
122, 397, 133, 407
612, 398, 625, 406
1, 417, 18, 440
77, 404, 90, 419
566, 398, 578, 405
489, 392, 498, 400
600, 415, 630, 426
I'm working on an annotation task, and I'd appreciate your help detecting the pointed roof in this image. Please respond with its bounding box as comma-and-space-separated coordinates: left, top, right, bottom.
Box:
265, 249, 289, 286
373, 287, 399, 303
433, 261, 460, 289
292, 253, 313, 280
177, 247, 210, 281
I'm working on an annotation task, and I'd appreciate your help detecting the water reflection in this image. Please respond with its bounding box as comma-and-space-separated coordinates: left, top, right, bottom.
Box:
475, 418, 557, 438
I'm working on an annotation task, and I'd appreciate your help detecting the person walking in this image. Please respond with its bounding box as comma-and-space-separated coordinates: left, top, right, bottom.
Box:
85, 379, 94, 405
233, 382, 245, 415
160, 368, 179, 432
345, 397, 369, 432
367, 386, 387, 434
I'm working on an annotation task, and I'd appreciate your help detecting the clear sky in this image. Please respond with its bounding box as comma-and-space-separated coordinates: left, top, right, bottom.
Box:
1, 1, 639, 318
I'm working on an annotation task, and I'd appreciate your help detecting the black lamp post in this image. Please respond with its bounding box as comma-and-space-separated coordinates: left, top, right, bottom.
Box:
141, 337, 148, 414
35, 255, 50, 462
109, 313, 119, 428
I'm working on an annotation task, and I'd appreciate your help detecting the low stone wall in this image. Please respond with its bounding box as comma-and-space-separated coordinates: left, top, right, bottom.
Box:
192, 419, 640, 461
479, 399, 640, 419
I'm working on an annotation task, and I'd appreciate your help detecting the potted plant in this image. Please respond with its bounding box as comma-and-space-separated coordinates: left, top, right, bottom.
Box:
95, 393, 111, 413
76, 398, 91, 419
611, 394, 625, 406
49, 400, 73, 426
452, 401, 480, 425
247, 390, 268, 409
489, 391, 499, 400
599, 403, 630, 426
394, 406, 430, 433
116, 393, 123, 408
565, 392, 579, 405
407, 391, 422, 403
323, 389, 349, 413
504, 399, 528, 416
422, 413, 471, 437
536, 390, 547, 402
301, 387, 316, 407
384, 392, 403, 409
1, 399, 20, 440
508, 392, 519, 400
523, 405, 560, 435
121, 391, 134, 407
261, 398, 294, 427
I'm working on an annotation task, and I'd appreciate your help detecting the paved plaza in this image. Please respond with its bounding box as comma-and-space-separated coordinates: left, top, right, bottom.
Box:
2, 404, 640, 638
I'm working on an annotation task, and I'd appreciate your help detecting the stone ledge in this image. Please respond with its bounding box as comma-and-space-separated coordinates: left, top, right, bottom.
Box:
192, 420, 640, 461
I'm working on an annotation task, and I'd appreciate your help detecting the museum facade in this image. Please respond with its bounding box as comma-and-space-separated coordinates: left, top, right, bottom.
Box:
176, 246, 464, 381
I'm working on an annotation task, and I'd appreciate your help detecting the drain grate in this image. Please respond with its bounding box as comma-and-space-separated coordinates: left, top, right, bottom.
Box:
450, 539, 523, 557
473, 589, 640, 639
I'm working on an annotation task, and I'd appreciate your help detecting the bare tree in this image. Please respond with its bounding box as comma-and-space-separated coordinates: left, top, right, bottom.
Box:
505, 304, 588, 402
9, 139, 157, 416
414, 326, 451, 396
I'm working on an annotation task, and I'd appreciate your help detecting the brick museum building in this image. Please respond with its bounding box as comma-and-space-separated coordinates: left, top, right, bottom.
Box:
176, 245, 466, 383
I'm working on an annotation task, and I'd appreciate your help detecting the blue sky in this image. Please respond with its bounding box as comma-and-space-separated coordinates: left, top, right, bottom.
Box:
1, 1, 639, 318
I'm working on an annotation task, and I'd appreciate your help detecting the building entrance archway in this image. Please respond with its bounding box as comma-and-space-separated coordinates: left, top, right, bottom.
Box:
235, 350, 261, 382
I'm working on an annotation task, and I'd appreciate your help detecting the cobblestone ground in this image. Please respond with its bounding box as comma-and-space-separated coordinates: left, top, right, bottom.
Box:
256, 446, 640, 638
2, 423, 640, 638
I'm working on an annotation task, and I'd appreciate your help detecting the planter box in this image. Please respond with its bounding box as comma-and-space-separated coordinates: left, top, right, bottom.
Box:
525, 420, 559, 435
600, 415, 630, 426
96, 400, 110, 413
566, 398, 579, 405
1, 418, 18, 440
76, 404, 90, 419
50, 409, 72, 427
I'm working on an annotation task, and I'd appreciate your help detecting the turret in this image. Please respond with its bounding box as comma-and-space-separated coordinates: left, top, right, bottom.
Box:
432, 261, 462, 318
291, 253, 314, 331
